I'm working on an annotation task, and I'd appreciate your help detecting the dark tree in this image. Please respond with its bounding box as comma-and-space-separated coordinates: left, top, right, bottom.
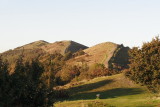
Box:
126, 37, 160, 92
0, 56, 10, 106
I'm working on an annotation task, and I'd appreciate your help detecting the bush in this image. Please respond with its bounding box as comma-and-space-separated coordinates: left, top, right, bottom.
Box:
88, 63, 111, 78
59, 65, 81, 84
126, 37, 160, 92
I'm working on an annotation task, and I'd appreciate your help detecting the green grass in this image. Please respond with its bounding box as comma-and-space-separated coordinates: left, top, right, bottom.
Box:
54, 74, 160, 107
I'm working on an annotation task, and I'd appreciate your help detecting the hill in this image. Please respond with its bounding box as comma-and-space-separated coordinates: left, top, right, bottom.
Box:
67, 42, 129, 70
0, 40, 88, 72
15, 40, 49, 50
41, 40, 88, 55
1, 40, 88, 62
54, 73, 160, 107
1, 40, 130, 71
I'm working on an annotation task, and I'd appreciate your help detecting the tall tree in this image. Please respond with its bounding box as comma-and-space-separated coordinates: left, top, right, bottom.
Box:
126, 36, 160, 92
0, 56, 10, 106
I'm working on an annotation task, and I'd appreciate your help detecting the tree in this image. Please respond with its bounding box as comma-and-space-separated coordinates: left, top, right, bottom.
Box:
0, 52, 70, 106
88, 63, 111, 78
0, 56, 10, 106
2, 55, 55, 106
126, 37, 160, 92
60, 65, 81, 84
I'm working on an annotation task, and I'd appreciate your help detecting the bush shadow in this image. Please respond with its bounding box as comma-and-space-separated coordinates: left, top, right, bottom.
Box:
69, 79, 114, 94
67, 79, 144, 100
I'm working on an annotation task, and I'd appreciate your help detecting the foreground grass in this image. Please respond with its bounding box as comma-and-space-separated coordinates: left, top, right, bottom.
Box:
54, 74, 160, 107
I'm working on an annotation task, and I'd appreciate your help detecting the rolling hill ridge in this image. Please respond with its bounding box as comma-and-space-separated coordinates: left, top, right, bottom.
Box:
67, 42, 129, 70
1, 40, 129, 71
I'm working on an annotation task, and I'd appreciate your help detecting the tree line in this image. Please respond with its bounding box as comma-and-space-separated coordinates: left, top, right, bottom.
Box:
0, 54, 63, 107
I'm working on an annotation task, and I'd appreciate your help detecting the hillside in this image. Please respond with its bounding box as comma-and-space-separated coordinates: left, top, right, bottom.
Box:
0, 40, 88, 72
1, 40, 88, 62
41, 40, 88, 55
1, 40, 129, 71
15, 40, 49, 50
67, 42, 129, 70
55, 73, 160, 107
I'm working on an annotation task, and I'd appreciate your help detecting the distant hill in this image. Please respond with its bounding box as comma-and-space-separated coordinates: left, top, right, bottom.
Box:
15, 40, 49, 50
41, 40, 88, 55
67, 42, 129, 70
0, 40, 129, 71
0, 40, 88, 72
1, 40, 88, 60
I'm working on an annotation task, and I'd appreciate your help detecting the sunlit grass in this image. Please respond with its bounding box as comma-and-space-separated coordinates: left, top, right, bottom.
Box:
54, 74, 160, 107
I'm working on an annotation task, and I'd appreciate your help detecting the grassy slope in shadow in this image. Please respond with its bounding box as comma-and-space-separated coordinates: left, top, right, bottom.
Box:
55, 74, 160, 107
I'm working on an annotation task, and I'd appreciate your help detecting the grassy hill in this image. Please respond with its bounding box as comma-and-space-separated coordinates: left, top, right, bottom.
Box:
54, 73, 160, 107
15, 40, 49, 50
1, 40, 129, 71
0, 40, 88, 73
1, 40, 88, 58
41, 40, 88, 55
67, 42, 129, 70
84, 42, 118, 67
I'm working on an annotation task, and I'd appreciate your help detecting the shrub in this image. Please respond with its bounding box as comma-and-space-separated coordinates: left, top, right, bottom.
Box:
126, 37, 160, 92
88, 63, 111, 78
59, 65, 81, 84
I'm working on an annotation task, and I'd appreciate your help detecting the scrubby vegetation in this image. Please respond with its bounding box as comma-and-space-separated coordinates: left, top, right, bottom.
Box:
125, 36, 160, 92
0, 55, 68, 107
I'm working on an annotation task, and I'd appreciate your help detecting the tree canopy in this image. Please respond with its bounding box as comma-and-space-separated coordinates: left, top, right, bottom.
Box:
126, 37, 160, 92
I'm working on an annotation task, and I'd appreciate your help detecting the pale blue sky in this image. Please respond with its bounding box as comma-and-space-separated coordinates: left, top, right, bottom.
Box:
0, 0, 160, 52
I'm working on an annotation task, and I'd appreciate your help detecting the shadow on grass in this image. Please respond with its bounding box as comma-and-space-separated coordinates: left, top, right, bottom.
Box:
66, 79, 144, 100
69, 79, 114, 94
70, 88, 144, 100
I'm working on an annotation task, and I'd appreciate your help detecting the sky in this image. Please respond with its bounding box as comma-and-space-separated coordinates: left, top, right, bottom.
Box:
0, 0, 160, 53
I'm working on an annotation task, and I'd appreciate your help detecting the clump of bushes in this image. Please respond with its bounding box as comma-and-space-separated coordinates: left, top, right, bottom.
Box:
55, 62, 90, 85
125, 37, 160, 92
56, 62, 121, 85
56, 65, 82, 85
0, 55, 69, 106
88, 63, 111, 79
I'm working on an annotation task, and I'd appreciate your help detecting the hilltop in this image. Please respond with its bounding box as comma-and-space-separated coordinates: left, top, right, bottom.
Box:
15, 40, 49, 50
1, 40, 88, 63
41, 40, 88, 55
1, 40, 129, 71
67, 42, 129, 70
0, 40, 88, 72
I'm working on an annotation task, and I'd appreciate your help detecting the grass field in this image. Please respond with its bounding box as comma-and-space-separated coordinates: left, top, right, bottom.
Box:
54, 74, 160, 107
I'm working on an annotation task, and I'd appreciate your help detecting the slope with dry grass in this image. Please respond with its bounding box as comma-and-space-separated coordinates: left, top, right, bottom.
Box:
67, 42, 129, 70
0, 40, 88, 72
1, 40, 88, 62
41, 40, 88, 55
